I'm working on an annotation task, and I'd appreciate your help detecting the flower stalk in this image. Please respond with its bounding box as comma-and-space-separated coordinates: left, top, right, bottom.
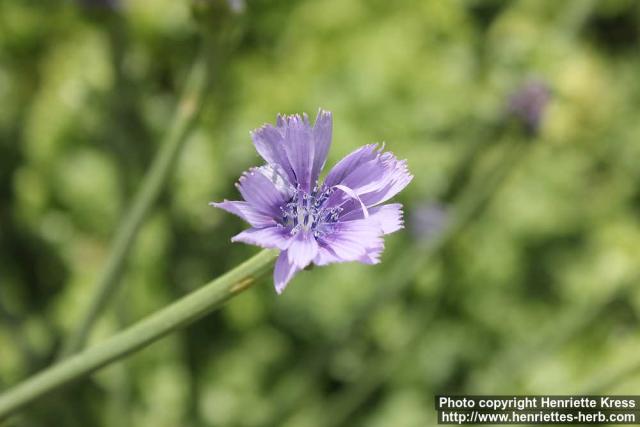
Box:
59, 47, 215, 357
0, 249, 278, 420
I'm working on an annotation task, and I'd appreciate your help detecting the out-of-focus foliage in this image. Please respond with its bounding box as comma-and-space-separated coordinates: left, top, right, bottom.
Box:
1, 0, 640, 426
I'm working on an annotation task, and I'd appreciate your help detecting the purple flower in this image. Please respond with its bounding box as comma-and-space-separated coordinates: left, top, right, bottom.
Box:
211, 110, 412, 293
227, 0, 245, 13
507, 79, 551, 135
410, 202, 448, 243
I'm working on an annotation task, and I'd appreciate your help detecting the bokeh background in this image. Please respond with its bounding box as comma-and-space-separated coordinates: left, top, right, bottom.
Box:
1, 0, 640, 425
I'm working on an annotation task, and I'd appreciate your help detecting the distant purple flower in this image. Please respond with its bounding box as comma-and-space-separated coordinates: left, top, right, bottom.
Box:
507, 79, 551, 135
227, 0, 245, 13
211, 110, 412, 293
410, 202, 448, 243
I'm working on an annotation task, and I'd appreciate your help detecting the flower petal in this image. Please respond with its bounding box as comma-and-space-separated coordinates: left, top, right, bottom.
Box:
340, 152, 412, 207
287, 230, 318, 269
314, 237, 384, 266
324, 144, 379, 188
311, 109, 332, 185
359, 240, 384, 264
274, 250, 300, 294
333, 184, 369, 218
257, 164, 294, 199
358, 156, 412, 207
314, 219, 383, 265
253, 111, 333, 192
209, 200, 276, 227
236, 168, 289, 219
231, 226, 291, 250
281, 114, 315, 191
340, 203, 404, 235
326, 147, 412, 219
251, 124, 296, 184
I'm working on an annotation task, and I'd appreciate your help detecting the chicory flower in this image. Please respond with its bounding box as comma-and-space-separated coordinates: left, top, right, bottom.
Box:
507, 79, 551, 135
410, 202, 448, 244
211, 110, 412, 293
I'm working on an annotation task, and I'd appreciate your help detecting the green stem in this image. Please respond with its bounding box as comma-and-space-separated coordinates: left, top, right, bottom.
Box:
59, 49, 213, 357
0, 249, 278, 420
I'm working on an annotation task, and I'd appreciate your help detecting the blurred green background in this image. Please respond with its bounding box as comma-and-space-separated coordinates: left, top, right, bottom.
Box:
1, 0, 640, 425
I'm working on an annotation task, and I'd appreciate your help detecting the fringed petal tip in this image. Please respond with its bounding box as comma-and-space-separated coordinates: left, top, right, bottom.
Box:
315, 108, 332, 122
275, 112, 311, 128
371, 203, 405, 235
273, 109, 332, 130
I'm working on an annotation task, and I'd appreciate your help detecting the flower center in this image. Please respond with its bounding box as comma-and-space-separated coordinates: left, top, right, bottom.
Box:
281, 185, 342, 238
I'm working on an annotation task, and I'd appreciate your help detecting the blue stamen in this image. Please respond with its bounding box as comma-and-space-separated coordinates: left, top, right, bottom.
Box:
281, 185, 342, 238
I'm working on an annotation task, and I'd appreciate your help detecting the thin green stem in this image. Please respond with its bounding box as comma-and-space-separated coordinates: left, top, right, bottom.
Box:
0, 249, 278, 420
59, 49, 214, 357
